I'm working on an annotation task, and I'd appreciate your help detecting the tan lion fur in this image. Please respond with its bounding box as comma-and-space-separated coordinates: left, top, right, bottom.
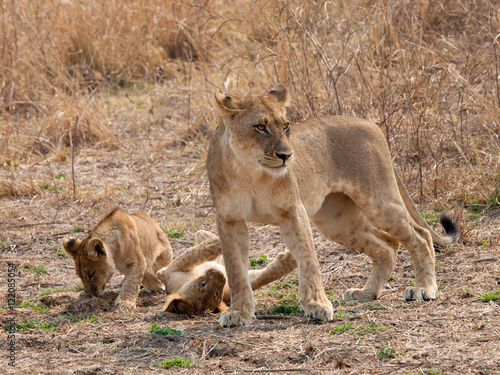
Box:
207, 85, 459, 327
63, 208, 172, 310
156, 230, 294, 315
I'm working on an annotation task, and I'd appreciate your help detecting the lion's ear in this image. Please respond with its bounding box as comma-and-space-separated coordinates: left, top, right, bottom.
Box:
62, 238, 81, 258
268, 84, 290, 106
87, 238, 108, 260
214, 301, 229, 313
214, 91, 243, 117
163, 294, 196, 315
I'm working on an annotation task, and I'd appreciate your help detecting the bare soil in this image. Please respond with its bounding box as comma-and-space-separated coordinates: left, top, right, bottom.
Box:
1, 94, 499, 375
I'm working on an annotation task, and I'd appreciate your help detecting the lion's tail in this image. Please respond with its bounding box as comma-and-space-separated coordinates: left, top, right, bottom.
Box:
394, 169, 460, 248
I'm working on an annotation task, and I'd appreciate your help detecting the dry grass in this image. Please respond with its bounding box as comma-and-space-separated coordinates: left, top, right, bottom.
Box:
1, 0, 499, 210
1, 1, 500, 373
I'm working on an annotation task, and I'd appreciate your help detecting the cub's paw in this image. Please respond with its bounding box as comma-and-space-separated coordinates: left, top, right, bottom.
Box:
195, 230, 218, 242
303, 300, 334, 322
344, 288, 377, 301
404, 286, 436, 301
219, 310, 255, 327
114, 298, 136, 311
142, 283, 165, 293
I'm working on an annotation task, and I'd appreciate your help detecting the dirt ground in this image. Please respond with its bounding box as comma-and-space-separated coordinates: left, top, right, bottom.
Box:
1, 94, 499, 375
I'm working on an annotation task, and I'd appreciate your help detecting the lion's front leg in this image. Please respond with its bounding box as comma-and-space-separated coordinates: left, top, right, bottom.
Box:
280, 203, 333, 322
116, 259, 147, 310
217, 216, 255, 327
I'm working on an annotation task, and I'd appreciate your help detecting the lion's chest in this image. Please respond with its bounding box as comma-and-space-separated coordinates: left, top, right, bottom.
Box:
217, 178, 286, 225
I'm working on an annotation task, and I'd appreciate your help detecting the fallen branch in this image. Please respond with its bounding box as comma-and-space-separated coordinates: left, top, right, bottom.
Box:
473, 257, 499, 262
225, 369, 311, 373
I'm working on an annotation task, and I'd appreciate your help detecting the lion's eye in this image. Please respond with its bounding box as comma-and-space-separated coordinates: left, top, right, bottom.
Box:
283, 122, 290, 132
197, 281, 206, 288
87, 272, 95, 280
254, 124, 268, 134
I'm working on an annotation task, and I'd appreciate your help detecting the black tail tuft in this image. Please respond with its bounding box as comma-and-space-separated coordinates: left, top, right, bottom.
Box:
439, 214, 460, 243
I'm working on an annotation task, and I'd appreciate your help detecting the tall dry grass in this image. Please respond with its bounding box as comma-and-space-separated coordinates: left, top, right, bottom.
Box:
1, 0, 499, 213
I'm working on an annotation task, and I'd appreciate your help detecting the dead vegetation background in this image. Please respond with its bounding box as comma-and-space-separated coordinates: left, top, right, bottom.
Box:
0, 0, 499, 374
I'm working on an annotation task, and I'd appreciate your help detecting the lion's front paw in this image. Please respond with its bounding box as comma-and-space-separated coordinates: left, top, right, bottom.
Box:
219, 310, 255, 327
115, 298, 136, 311
404, 286, 436, 301
344, 288, 377, 301
303, 300, 334, 322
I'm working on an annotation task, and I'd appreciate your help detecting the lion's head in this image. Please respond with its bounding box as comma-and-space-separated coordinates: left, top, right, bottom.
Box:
62, 237, 114, 297
214, 84, 293, 175
159, 268, 228, 315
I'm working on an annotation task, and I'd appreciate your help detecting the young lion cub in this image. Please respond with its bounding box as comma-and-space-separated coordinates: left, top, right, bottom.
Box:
156, 230, 292, 315
63, 208, 172, 310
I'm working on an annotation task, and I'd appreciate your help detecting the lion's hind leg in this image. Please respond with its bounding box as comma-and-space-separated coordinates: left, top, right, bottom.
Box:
327, 223, 398, 301
361, 201, 437, 301
312, 193, 398, 301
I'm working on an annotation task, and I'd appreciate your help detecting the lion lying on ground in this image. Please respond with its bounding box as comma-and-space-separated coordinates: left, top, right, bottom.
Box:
207, 85, 459, 327
156, 230, 292, 315
63, 208, 172, 310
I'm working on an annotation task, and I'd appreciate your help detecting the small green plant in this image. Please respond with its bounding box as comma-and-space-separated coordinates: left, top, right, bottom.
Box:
269, 290, 303, 315
157, 357, 194, 368
269, 277, 299, 293
362, 303, 385, 311
149, 323, 185, 336
354, 322, 387, 338
270, 300, 304, 315
5, 319, 57, 332
425, 369, 442, 375
410, 369, 442, 375
408, 279, 415, 286
421, 212, 438, 223
57, 247, 66, 257
24, 264, 48, 275
468, 213, 482, 220
435, 262, 443, 269
65, 314, 98, 323
478, 289, 500, 302
387, 276, 395, 282
378, 345, 396, 359
20, 300, 51, 313
164, 227, 184, 238
39, 283, 83, 296
250, 255, 269, 267
328, 322, 386, 338
329, 323, 353, 334
73, 225, 83, 233
54, 173, 66, 179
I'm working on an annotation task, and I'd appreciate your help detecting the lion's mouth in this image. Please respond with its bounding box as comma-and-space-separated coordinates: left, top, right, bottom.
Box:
258, 160, 288, 169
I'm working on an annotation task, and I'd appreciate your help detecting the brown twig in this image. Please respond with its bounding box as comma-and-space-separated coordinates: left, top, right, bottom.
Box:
71, 115, 79, 199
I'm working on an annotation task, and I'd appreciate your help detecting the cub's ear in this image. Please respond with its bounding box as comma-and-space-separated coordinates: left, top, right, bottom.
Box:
214, 301, 229, 313
62, 238, 82, 258
268, 84, 290, 106
163, 294, 196, 315
214, 91, 242, 117
86, 238, 108, 260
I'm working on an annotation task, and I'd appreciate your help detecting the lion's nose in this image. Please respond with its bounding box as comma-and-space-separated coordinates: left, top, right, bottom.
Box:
276, 152, 293, 163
